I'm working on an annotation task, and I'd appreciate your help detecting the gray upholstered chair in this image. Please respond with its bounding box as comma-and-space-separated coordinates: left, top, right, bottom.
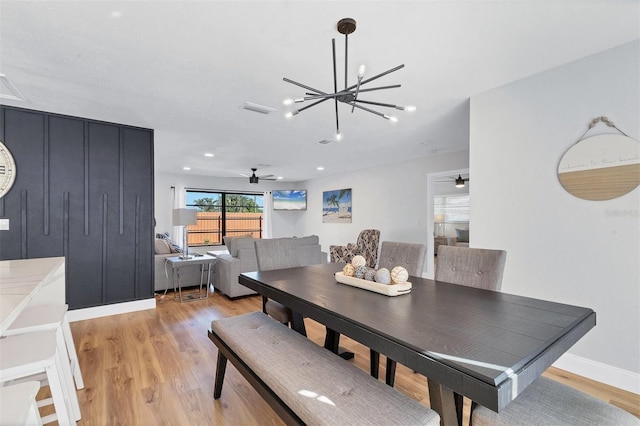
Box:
436, 245, 507, 421
371, 241, 427, 385
329, 229, 380, 268
253, 236, 325, 335
435, 245, 507, 291
471, 376, 640, 425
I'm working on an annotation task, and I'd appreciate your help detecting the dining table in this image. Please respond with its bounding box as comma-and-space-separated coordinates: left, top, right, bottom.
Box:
239, 262, 596, 426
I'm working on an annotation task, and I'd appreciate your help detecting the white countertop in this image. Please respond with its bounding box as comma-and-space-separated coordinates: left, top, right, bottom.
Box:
0, 257, 65, 335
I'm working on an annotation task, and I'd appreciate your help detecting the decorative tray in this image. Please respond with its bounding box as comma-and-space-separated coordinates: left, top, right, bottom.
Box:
334, 272, 412, 296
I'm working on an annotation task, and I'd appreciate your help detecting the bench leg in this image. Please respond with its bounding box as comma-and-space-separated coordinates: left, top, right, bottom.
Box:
213, 352, 228, 399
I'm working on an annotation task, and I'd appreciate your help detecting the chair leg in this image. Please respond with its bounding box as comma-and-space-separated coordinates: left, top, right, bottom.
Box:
385, 357, 396, 387
454, 392, 465, 426
370, 349, 380, 379
61, 315, 84, 389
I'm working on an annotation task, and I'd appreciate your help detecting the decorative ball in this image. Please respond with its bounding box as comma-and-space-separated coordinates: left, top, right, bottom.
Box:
364, 267, 376, 281
342, 263, 355, 277
391, 266, 409, 283
374, 268, 391, 284
355, 265, 367, 279
351, 255, 366, 268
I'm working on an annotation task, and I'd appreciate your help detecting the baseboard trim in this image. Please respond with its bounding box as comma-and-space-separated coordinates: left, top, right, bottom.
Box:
553, 353, 640, 395
67, 298, 156, 322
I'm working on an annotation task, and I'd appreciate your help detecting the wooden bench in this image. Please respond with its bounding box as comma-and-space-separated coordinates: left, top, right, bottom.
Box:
208, 311, 440, 425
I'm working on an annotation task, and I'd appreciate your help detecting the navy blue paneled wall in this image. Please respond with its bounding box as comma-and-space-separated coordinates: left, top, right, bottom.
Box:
0, 106, 154, 309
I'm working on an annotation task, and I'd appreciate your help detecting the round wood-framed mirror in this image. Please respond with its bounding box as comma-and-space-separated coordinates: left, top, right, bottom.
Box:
557, 134, 640, 201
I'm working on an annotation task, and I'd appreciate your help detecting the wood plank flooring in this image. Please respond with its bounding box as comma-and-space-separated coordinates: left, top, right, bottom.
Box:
54, 291, 640, 425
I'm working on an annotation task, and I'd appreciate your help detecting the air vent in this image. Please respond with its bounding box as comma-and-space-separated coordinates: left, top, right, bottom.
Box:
317, 139, 335, 145
241, 102, 276, 115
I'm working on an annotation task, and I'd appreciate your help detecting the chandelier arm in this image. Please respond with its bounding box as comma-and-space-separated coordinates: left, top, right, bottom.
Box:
349, 102, 387, 118
351, 79, 362, 113
353, 99, 400, 109
356, 84, 402, 93
297, 97, 331, 113
283, 77, 327, 95
332, 38, 340, 134
345, 64, 405, 91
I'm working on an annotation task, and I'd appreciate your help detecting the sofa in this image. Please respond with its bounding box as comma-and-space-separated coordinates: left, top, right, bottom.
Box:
215, 235, 326, 299
154, 237, 202, 293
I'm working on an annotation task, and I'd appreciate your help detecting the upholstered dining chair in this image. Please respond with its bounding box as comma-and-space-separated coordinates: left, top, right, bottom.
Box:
435, 245, 507, 422
329, 229, 380, 268
370, 241, 427, 386
435, 245, 507, 291
254, 237, 324, 336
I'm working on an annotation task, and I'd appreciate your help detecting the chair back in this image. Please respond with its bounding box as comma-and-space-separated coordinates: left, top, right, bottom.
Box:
356, 229, 381, 268
377, 241, 427, 276
436, 245, 507, 290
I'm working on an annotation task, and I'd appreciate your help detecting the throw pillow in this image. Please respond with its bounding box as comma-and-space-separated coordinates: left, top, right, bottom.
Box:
455, 229, 469, 243
156, 232, 183, 253
154, 238, 172, 254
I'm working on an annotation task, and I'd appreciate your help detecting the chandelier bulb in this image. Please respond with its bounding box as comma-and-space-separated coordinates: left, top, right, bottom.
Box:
358, 65, 366, 78
285, 111, 299, 119
405, 105, 417, 112
336, 131, 342, 141
283, 98, 294, 106
384, 115, 398, 122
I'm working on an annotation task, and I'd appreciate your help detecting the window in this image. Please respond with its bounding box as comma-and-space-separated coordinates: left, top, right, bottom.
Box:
186, 191, 264, 246
434, 194, 470, 223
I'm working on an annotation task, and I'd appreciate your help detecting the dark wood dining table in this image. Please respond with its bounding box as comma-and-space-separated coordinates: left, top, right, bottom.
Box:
239, 263, 596, 426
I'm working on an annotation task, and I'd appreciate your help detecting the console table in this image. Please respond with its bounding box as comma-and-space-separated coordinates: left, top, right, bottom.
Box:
165, 255, 215, 302
434, 236, 453, 255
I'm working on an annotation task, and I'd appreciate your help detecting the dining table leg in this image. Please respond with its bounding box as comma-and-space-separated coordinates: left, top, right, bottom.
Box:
427, 379, 461, 426
290, 311, 307, 336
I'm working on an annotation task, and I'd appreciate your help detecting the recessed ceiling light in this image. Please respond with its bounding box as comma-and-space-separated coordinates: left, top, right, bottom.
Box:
204, 153, 214, 157
183, 167, 191, 171
317, 166, 324, 171
277, 176, 283, 180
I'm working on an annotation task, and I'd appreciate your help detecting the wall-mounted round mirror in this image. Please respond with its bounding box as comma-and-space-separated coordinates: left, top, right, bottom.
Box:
558, 134, 640, 201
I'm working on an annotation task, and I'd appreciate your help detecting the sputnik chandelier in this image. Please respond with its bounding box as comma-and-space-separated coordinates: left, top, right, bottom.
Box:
283, 18, 415, 141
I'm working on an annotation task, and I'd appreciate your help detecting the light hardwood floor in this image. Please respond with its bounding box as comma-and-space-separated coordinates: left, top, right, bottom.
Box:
47, 290, 639, 425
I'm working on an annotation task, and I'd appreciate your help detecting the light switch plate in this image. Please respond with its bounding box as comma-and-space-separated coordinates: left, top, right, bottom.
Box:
0, 218, 9, 230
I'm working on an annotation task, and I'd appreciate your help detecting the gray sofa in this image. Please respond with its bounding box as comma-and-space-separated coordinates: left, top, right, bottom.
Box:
154, 238, 202, 293
215, 235, 326, 299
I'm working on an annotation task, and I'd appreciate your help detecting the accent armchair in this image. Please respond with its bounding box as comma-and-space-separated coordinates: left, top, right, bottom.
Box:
329, 229, 380, 268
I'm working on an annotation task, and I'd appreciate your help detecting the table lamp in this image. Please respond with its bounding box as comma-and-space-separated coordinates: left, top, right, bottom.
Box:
173, 208, 197, 259
434, 214, 445, 237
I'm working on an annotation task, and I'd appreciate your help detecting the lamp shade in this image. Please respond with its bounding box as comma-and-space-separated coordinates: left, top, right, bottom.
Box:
434, 214, 445, 223
172, 208, 197, 226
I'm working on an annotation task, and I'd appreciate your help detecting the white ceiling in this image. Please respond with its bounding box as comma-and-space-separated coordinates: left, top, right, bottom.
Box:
1, 1, 638, 182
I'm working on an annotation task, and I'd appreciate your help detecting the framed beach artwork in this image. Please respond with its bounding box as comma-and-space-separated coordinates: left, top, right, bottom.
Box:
322, 188, 352, 223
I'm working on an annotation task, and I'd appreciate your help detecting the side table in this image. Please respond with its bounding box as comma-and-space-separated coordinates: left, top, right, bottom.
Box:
166, 254, 215, 302
434, 236, 453, 255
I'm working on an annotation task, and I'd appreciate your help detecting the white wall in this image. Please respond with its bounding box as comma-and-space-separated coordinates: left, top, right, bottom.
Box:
470, 41, 639, 393
295, 150, 470, 277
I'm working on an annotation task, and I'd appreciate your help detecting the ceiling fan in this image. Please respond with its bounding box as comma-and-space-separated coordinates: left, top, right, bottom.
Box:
436, 174, 470, 188
240, 168, 277, 184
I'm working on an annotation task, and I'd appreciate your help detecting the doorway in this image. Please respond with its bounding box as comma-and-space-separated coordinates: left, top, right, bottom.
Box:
426, 168, 469, 279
